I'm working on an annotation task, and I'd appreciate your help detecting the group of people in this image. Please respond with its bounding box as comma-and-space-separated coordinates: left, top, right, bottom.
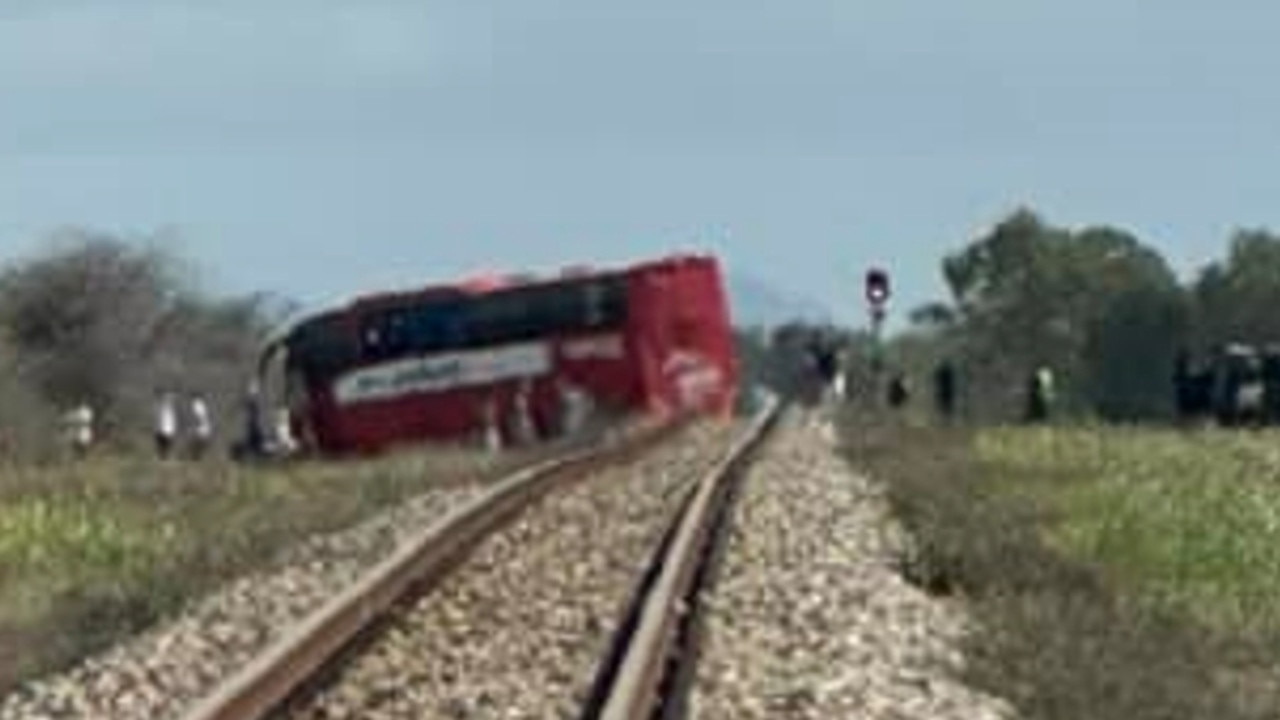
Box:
803, 334, 961, 419
62, 376, 597, 462
479, 377, 597, 453
802, 334, 1059, 423
62, 391, 215, 460
880, 362, 959, 418
64, 386, 306, 461
232, 384, 300, 460
152, 392, 214, 459
882, 363, 1056, 422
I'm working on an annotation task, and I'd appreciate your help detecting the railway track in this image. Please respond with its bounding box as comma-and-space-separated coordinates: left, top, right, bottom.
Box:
584, 401, 781, 720
176, 399, 780, 720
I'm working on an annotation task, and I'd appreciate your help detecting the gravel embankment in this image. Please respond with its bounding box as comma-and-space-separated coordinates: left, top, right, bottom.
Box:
0, 485, 487, 720
283, 421, 738, 720
690, 412, 1015, 719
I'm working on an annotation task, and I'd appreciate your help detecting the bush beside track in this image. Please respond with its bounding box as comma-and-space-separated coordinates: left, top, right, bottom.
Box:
840, 414, 1280, 720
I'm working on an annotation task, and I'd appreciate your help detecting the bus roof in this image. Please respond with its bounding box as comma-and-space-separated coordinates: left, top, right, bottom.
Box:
342, 251, 718, 312
269, 252, 718, 342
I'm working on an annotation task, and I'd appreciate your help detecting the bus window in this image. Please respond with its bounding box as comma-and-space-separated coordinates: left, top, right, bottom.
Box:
468, 291, 536, 346
585, 278, 627, 328
536, 284, 582, 333
358, 301, 465, 359
382, 310, 411, 356
584, 283, 606, 326
527, 279, 627, 336
353, 278, 629, 356
407, 300, 465, 352
288, 315, 358, 381
360, 317, 387, 359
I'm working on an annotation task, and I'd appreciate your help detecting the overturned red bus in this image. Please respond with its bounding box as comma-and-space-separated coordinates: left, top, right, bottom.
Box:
259, 254, 739, 455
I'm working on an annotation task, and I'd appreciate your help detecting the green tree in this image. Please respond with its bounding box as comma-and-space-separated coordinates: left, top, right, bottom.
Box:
1191, 229, 1280, 348
1082, 286, 1188, 420
927, 208, 1187, 421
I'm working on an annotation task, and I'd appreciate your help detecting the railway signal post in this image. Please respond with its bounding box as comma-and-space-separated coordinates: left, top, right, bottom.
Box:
865, 267, 891, 408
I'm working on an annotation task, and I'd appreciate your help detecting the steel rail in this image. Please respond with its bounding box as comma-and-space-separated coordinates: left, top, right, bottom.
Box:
180, 417, 681, 720
591, 397, 783, 720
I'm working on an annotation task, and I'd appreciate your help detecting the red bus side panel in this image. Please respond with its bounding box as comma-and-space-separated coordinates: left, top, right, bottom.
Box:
626, 256, 738, 419
294, 254, 738, 454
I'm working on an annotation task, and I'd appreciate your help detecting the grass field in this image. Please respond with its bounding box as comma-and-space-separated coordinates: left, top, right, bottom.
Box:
981, 427, 1280, 636
0, 446, 537, 694
843, 416, 1280, 720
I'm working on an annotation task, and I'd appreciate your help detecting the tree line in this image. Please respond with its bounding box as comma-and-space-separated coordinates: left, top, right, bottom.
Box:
739, 207, 1280, 423
11, 211, 1274, 455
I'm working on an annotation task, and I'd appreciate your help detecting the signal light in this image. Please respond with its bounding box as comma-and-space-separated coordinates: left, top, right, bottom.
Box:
865, 268, 891, 306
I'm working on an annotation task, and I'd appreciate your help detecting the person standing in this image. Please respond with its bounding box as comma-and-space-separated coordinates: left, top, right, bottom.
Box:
273, 407, 298, 456
832, 363, 849, 404
806, 334, 839, 406
511, 380, 538, 446
481, 395, 503, 454
887, 373, 910, 409
65, 402, 94, 458
933, 361, 958, 420
188, 393, 213, 459
243, 383, 266, 458
556, 378, 588, 437
154, 391, 178, 459
1025, 365, 1055, 423
1173, 349, 1192, 421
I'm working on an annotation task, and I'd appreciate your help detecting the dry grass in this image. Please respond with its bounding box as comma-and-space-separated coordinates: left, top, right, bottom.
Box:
840, 414, 1280, 720
0, 445, 544, 693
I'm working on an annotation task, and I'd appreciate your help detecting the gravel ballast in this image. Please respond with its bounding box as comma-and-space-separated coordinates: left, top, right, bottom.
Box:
2, 410, 1013, 720
0, 484, 486, 720
690, 412, 1015, 719
283, 421, 738, 720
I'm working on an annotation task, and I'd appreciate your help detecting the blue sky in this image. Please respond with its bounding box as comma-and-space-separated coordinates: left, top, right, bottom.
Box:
3, 1, 1279, 326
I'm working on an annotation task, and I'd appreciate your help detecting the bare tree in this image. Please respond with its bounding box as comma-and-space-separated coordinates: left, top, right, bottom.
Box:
0, 229, 289, 453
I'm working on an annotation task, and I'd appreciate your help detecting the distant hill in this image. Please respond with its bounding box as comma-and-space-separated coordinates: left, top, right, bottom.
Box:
725, 272, 834, 329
